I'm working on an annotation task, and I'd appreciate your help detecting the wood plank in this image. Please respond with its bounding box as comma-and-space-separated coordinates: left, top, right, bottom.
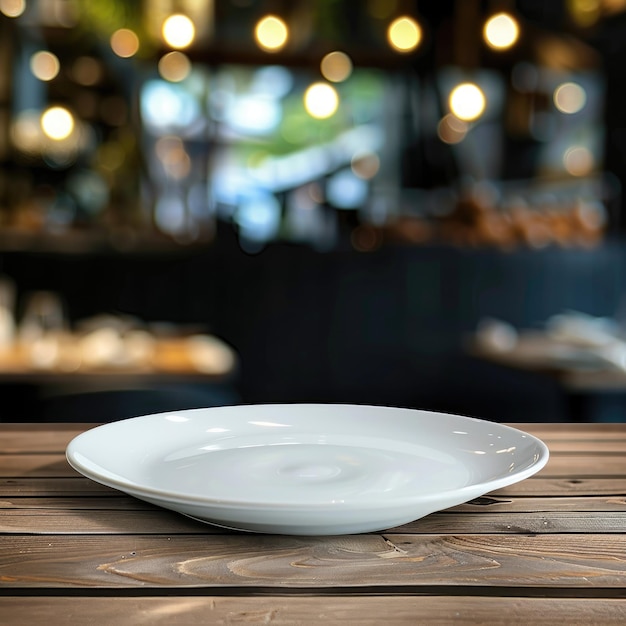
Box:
1, 507, 625, 535
540, 440, 626, 453
0, 477, 116, 496
458, 495, 626, 512
0, 455, 78, 478
387, 511, 626, 533
1, 596, 625, 625
2, 494, 625, 514
1, 476, 623, 498
492, 477, 626, 496
0, 424, 93, 454
0, 534, 624, 589
0, 496, 156, 510
0, 508, 216, 534
518, 423, 626, 437
537, 454, 626, 477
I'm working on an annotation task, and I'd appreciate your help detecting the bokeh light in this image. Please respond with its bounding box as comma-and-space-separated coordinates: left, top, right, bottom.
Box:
30, 51, 60, 81
449, 83, 486, 121
158, 51, 192, 82
320, 51, 353, 83
351, 152, 380, 179
162, 14, 196, 49
10, 110, 41, 154
110, 28, 140, 58
437, 113, 469, 144
387, 16, 422, 53
483, 13, 519, 50
563, 145, 594, 176
0, 0, 25, 18
554, 82, 587, 114
41, 106, 75, 141
254, 15, 288, 52
304, 82, 339, 119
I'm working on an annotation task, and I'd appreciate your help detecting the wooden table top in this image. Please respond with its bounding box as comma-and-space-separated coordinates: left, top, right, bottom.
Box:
1, 421, 625, 624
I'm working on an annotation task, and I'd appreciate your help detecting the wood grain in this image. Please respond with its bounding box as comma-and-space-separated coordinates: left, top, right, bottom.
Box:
0, 455, 78, 478
1, 596, 626, 625
2, 494, 624, 513
491, 477, 626, 496
2, 476, 623, 497
2, 507, 625, 535
1, 422, 624, 622
1, 534, 625, 590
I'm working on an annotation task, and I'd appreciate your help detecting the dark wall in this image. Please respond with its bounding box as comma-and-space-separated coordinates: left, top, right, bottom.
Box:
2, 237, 624, 422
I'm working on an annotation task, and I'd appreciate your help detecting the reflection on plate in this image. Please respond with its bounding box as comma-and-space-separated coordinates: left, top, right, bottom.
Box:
66, 404, 549, 535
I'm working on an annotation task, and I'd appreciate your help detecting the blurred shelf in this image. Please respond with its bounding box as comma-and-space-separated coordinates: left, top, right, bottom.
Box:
0, 335, 237, 387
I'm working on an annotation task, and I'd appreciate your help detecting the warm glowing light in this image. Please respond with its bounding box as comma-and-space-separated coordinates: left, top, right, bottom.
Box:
0, 0, 25, 18
554, 82, 587, 114
10, 111, 41, 153
30, 51, 60, 81
110, 28, 140, 58
158, 51, 191, 82
563, 146, 594, 176
162, 14, 196, 49
449, 83, 486, 121
483, 12, 519, 50
41, 106, 74, 140
437, 113, 469, 144
304, 82, 339, 119
254, 15, 288, 52
569, 0, 601, 27
320, 51, 353, 83
387, 16, 422, 52
351, 152, 380, 179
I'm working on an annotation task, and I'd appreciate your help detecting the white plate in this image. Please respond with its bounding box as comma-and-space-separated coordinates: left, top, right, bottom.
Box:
66, 404, 549, 535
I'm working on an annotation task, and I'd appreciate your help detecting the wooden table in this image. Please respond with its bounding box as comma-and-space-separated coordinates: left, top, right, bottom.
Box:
1, 422, 626, 624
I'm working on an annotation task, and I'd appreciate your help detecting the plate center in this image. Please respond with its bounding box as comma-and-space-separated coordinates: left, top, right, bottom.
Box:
149, 441, 470, 504
281, 462, 342, 480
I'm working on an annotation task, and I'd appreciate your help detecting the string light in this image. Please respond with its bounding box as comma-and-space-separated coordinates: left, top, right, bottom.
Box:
320, 51, 353, 83
158, 52, 192, 82
162, 14, 196, 49
254, 15, 288, 52
30, 51, 60, 81
554, 82, 587, 114
41, 106, 75, 141
438, 114, 469, 144
0, 0, 25, 18
387, 16, 422, 53
110, 28, 140, 58
449, 83, 486, 122
304, 82, 339, 119
483, 13, 519, 51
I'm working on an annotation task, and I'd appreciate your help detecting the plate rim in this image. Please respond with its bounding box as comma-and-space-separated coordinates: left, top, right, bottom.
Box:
66, 403, 550, 510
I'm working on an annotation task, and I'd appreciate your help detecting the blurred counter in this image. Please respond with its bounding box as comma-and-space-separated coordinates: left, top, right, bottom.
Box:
0, 332, 237, 384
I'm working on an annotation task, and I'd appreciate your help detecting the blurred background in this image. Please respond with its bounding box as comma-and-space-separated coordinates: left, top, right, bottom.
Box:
1, 0, 626, 422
